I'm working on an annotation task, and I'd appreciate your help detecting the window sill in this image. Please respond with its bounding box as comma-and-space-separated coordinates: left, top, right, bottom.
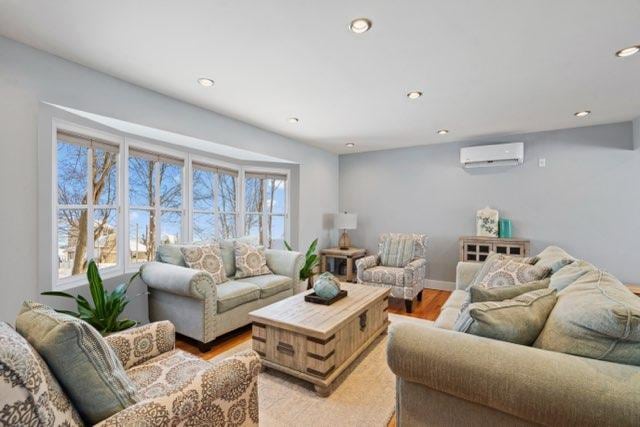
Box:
54, 266, 130, 291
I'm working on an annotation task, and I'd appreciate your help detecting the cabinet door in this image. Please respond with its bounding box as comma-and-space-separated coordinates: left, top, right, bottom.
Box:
494, 243, 524, 256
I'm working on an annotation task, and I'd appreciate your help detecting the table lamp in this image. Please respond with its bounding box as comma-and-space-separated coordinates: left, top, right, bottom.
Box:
336, 212, 358, 249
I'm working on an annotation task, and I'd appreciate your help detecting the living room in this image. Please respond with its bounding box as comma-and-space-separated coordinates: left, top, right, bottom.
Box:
0, 2, 638, 426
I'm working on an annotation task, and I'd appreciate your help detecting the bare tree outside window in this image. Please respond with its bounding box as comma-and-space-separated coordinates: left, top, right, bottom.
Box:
192, 165, 237, 241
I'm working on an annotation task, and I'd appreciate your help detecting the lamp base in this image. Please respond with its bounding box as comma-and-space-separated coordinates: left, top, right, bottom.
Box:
339, 231, 351, 250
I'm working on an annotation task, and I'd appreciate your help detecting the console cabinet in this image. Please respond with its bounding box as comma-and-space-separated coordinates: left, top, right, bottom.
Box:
459, 236, 530, 262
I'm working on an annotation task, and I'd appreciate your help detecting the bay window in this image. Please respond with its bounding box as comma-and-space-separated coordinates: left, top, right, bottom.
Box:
244, 172, 288, 249
192, 163, 238, 242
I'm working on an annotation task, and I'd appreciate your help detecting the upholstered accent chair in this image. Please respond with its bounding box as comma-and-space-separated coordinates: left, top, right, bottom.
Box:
0, 319, 260, 426
356, 233, 428, 312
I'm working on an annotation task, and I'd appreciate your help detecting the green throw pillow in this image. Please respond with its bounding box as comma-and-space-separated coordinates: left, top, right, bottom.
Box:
454, 288, 558, 345
469, 278, 550, 303
534, 269, 640, 366
549, 260, 596, 291
15, 301, 139, 424
534, 246, 575, 274
157, 244, 188, 266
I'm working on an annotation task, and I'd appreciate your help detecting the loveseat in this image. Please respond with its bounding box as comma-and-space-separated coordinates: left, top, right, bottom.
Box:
141, 236, 304, 351
0, 318, 260, 426
387, 246, 640, 426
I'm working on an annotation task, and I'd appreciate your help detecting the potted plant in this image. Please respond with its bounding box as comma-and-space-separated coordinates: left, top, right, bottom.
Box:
284, 238, 319, 290
42, 259, 142, 335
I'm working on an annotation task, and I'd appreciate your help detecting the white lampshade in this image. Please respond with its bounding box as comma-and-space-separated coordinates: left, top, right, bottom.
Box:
336, 212, 358, 230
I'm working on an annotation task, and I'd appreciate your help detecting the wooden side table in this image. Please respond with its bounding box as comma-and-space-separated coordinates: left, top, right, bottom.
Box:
626, 285, 640, 297
320, 247, 367, 283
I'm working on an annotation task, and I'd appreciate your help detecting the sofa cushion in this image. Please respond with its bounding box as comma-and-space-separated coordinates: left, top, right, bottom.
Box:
156, 244, 188, 266
380, 235, 415, 267
434, 307, 462, 330
442, 289, 470, 311
237, 274, 292, 298
361, 265, 404, 286
220, 236, 260, 277
535, 246, 575, 274
15, 302, 139, 424
180, 244, 227, 285
0, 322, 83, 426
549, 260, 597, 291
234, 241, 272, 279
454, 288, 558, 345
216, 281, 261, 313
470, 278, 550, 303
534, 270, 640, 366
472, 258, 551, 289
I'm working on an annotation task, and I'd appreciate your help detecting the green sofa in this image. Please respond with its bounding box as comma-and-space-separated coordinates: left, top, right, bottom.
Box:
141, 236, 304, 351
387, 246, 640, 426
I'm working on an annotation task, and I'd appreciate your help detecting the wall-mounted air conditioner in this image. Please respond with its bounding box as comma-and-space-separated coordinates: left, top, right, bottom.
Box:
460, 142, 524, 168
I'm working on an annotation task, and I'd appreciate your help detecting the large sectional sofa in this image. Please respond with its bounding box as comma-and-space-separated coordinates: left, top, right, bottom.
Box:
141, 236, 304, 350
388, 246, 640, 426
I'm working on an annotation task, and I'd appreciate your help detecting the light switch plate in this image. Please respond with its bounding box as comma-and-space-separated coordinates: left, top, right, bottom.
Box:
538, 158, 546, 168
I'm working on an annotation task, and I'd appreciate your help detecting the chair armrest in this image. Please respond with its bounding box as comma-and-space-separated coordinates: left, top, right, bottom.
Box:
387, 324, 640, 426
105, 321, 176, 369
96, 350, 260, 426
141, 261, 216, 300
455, 261, 482, 290
356, 255, 379, 282
404, 258, 427, 285
264, 249, 305, 282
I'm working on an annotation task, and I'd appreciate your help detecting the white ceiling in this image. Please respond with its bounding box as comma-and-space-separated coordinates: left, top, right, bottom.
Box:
1, 1, 639, 154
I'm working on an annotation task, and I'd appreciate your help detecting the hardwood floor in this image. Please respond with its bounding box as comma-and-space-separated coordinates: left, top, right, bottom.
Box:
175, 288, 452, 427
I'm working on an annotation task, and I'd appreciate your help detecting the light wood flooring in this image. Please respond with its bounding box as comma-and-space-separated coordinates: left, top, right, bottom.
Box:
176, 288, 452, 426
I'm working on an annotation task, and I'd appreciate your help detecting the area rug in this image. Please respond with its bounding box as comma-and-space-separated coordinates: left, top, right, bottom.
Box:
210, 313, 433, 427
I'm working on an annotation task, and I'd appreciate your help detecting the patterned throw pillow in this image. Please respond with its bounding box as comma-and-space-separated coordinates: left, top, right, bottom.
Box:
15, 302, 139, 424
454, 288, 558, 345
379, 236, 415, 267
180, 244, 228, 285
234, 241, 272, 279
473, 259, 551, 289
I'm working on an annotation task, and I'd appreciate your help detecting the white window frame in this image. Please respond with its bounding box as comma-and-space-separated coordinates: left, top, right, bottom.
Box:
241, 167, 291, 248
124, 139, 187, 272
52, 120, 125, 291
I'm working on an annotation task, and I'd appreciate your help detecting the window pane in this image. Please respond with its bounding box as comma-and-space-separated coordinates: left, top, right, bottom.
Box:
244, 214, 262, 244
129, 156, 155, 207
267, 215, 286, 249
216, 214, 236, 239
57, 141, 88, 205
160, 211, 181, 244
58, 209, 87, 278
129, 209, 156, 263
193, 213, 215, 243
160, 163, 182, 208
94, 148, 118, 206
266, 178, 286, 214
244, 176, 263, 213
193, 168, 214, 211
94, 209, 118, 269
218, 173, 237, 212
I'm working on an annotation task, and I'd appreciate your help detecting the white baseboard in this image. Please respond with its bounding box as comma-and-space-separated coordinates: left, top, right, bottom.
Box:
425, 279, 455, 291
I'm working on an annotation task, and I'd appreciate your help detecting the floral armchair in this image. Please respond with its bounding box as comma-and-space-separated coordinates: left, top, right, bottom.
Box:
356, 233, 428, 312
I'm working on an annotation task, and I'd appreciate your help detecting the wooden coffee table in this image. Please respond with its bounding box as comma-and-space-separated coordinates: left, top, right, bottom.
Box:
249, 283, 390, 396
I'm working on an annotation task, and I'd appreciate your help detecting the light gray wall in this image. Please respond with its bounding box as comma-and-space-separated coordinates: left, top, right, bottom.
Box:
0, 36, 338, 323
340, 122, 639, 285
634, 117, 640, 150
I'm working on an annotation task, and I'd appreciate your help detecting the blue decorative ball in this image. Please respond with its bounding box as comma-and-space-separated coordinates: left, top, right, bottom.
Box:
314, 272, 341, 299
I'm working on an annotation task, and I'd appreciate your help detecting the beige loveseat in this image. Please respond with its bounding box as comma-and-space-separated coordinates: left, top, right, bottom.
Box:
142, 236, 304, 351
387, 246, 640, 426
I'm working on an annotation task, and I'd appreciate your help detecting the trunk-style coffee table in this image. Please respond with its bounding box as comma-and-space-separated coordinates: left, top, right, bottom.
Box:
249, 283, 390, 396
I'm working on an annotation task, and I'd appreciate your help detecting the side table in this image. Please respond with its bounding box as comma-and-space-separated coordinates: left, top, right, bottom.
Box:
626, 285, 640, 297
320, 247, 367, 283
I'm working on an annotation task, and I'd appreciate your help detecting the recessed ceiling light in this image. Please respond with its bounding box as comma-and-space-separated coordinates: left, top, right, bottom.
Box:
574, 110, 591, 118
407, 91, 423, 99
345, 142, 355, 148
287, 117, 300, 124
615, 45, 640, 58
437, 129, 449, 135
197, 78, 214, 87
349, 18, 372, 34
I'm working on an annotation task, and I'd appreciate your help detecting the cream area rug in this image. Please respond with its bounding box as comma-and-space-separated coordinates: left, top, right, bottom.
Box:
211, 313, 433, 427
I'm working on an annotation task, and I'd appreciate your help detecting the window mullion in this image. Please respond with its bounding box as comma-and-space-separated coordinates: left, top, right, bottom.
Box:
87, 146, 95, 263
154, 160, 161, 253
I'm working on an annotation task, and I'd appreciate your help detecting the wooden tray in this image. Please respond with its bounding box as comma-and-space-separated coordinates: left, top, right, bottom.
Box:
304, 289, 348, 305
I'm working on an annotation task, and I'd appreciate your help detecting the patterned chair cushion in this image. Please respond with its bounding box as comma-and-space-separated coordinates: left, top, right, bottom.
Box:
106, 321, 176, 370
15, 301, 139, 425
378, 233, 428, 260
379, 236, 415, 267
234, 241, 272, 279
0, 322, 82, 426
98, 349, 259, 426
180, 244, 228, 285
361, 266, 405, 287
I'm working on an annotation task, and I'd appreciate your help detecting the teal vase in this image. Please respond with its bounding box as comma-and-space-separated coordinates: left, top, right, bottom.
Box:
499, 218, 512, 238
